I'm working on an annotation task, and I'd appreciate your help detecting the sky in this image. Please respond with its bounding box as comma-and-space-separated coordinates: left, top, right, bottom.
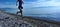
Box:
0, 0, 60, 8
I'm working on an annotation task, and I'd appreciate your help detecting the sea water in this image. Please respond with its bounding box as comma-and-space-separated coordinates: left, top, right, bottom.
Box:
0, 6, 60, 22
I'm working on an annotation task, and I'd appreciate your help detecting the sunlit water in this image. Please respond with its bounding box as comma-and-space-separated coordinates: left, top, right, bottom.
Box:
0, 6, 60, 22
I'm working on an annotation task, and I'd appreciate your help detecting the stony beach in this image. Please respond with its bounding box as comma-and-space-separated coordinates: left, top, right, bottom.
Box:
0, 11, 36, 27
0, 11, 60, 27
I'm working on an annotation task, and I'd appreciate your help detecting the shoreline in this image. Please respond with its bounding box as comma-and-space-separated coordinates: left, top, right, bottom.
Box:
1, 10, 60, 27
0, 10, 60, 25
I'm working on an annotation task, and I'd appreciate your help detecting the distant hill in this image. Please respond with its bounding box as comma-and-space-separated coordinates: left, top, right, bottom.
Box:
0, 8, 17, 11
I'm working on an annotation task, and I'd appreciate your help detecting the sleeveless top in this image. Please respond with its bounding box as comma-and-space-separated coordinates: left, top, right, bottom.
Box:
18, 0, 22, 2
18, 0, 22, 5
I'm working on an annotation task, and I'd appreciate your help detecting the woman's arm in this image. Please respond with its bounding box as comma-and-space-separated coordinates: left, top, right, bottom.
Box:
16, 0, 18, 6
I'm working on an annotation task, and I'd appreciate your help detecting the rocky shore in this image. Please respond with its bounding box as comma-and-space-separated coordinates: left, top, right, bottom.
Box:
0, 11, 35, 27
0, 11, 60, 27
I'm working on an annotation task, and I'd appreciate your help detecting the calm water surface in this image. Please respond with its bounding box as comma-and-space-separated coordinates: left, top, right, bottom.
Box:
0, 6, 60, 22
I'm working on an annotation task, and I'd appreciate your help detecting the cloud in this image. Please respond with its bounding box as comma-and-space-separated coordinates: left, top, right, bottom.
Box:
1, 0, 60, 8
0, 4, 17, 8
0, 1, 16, 8
30, 0, 60, 7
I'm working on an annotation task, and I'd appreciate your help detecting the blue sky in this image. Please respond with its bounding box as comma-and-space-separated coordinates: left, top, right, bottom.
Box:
0, 0, 60, 8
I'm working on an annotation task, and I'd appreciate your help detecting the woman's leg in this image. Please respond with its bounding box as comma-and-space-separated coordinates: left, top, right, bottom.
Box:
20, 9, 23, 17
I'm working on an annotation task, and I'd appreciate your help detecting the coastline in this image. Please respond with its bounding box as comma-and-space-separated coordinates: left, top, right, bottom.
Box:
0, 10, 60, 24
0, 10, 60, 27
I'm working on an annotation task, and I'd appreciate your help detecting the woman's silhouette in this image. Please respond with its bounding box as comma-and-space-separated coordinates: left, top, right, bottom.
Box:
16, 0, 24, 16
